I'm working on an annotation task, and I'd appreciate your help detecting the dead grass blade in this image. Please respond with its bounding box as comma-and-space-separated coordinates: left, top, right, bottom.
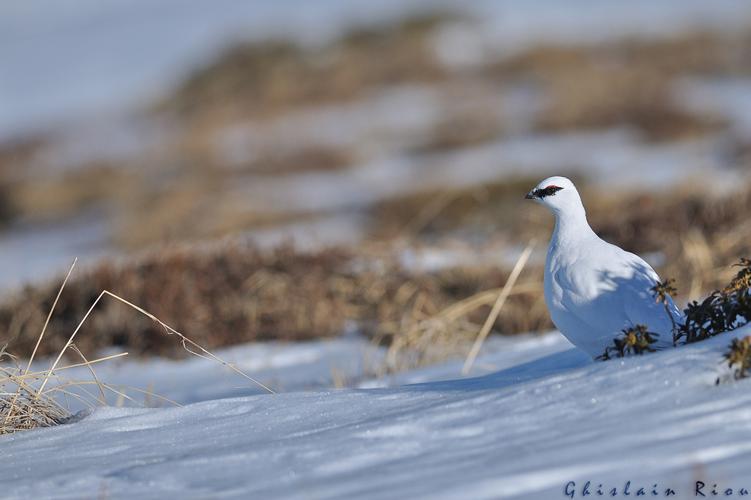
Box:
25, 258, 77, 374
38, 290, 275, 395
68, 345, 107, 405
462, 241, 535, 375
13, 352, 128, 385
3, 256, 277, 435
2, 260, 77, 434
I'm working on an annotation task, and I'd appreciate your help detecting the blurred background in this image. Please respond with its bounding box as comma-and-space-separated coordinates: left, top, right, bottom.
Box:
2, 0, 751, 370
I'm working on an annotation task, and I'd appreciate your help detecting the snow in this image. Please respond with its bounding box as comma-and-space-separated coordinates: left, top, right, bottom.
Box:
223, 129, 741, 219
675, 77, 751, 138
66, 336, 384, 405
216, 85, 448, 166
4, 326, 751, 499
3, 0, 750, 140
4, 1, 749, 295
0, 0, 437, 140
0, 211, 112, 291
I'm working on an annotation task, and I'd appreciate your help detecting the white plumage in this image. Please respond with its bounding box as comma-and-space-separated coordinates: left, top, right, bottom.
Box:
526, 176, 681, 358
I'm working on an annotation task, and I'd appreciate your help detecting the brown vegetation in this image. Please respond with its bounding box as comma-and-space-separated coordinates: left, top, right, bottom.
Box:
3, 19, 750, 252
4, 175, 751, 364
535, 65, 724, 141
722, 335, 751, 381
230, 145, 355, 176
410, 108, 504, 154
1, 265, 275, 435
0, 243, 547, 360
162, 13, 454, 125
370, 176, 549, 238
591, 185, 751, 297
2, 15, 751, 372
488, 29, 751, 141
10, 163, 137, 223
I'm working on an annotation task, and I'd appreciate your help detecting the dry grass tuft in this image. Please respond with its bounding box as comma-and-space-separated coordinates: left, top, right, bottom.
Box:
1, 260, 275, 435
0, 351, 131, 435
721, 335, 751, 381
590, 185, 751, 298
373, 243, 541, 374
0, 243, 550, 364
0, 377, 70, 434
5, 177, 751, 376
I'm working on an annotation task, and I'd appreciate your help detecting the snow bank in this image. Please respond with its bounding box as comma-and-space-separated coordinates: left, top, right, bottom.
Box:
3, 327, 751, 499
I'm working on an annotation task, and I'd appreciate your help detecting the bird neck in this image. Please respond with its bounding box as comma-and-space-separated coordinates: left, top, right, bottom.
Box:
551, 204, 596, 245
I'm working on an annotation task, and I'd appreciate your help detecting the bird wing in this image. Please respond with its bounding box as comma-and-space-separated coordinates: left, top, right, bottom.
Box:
556, 240, 675, 343
617, 250, 681, 344
553, 248, 628, 335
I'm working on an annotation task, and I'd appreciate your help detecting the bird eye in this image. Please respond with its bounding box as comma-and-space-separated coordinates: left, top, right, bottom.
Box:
536, 185, 564, 198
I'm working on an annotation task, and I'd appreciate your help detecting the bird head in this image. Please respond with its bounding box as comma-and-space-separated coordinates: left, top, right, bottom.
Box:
525, 176, 582, 215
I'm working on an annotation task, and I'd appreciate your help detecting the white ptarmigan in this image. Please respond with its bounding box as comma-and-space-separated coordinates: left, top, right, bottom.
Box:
526, 176, 681, 358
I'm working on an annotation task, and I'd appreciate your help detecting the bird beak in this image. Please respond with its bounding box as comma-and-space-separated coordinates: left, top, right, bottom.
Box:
525, 190, 537, 200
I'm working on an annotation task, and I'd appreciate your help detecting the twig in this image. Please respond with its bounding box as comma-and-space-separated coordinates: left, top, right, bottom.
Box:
462, 241, 535, 375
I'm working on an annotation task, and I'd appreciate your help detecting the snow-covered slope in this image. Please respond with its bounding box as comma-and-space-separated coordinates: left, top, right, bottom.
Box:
3, 327, 751, 499
4, 0, 750, 139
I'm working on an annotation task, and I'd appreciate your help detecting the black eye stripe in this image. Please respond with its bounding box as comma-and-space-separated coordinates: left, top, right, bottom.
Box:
535, 186, 564, 198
